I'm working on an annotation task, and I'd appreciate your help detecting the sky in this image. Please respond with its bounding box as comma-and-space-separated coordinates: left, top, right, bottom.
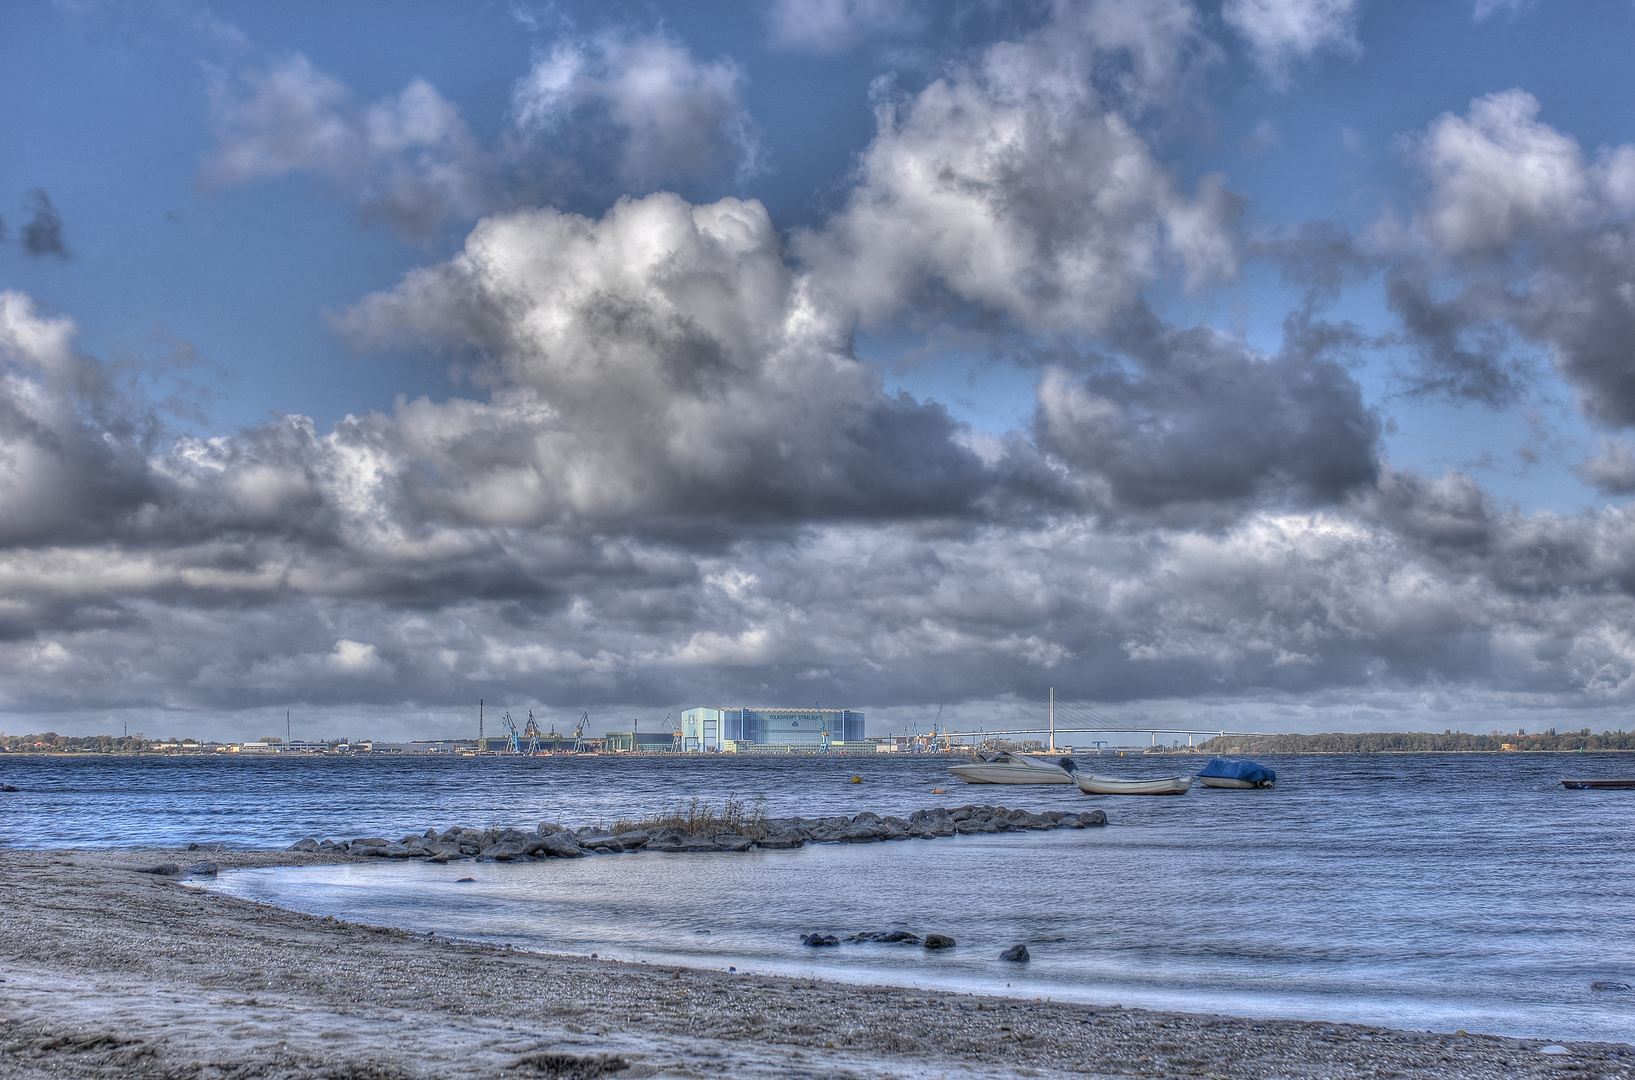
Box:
6, 0, 1635, 743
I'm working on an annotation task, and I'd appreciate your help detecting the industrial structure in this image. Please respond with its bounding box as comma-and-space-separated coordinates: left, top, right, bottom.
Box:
679, 707, 869, 753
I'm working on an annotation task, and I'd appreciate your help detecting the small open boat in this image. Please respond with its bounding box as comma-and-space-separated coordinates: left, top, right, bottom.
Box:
1073, 772, 1191, 795
947, 752, 1076, 785
1196, 757, 1276, 789
1562, 778, 1635, 790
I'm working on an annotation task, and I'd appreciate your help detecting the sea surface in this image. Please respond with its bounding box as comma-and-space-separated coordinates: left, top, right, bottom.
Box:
4, 751, 1635, 1043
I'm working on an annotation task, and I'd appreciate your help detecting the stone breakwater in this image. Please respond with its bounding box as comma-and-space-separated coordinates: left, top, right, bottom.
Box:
286, 804, 1108, 862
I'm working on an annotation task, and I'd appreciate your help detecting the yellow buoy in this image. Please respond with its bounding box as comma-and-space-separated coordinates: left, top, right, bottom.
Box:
850, 775, 863, 783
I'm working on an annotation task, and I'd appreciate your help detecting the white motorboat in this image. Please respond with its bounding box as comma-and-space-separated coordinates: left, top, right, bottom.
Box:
1072, 772, 1192, 795
947, 752, 1076, 785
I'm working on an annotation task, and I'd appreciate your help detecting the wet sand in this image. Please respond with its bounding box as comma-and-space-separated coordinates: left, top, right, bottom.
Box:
1, 848, 1630, 1079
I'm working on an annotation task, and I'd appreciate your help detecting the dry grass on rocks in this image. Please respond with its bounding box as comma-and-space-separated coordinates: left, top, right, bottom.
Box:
611, 795, 768, 839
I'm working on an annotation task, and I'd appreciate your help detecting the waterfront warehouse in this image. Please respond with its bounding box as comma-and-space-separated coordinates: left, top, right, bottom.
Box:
680, 707, 865, 752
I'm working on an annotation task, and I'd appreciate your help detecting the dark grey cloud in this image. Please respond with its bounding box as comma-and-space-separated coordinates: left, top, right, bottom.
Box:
1381, 266, 1531, 407
21, 189, 68, 258
1033, 306, 1379, 522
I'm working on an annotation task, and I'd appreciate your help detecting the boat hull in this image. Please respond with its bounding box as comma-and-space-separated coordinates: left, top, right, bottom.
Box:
1074, 773, 1191, 795
1562, 778, 1635, 790
947, 763, 1074, 785
1198, 776, 1273, 789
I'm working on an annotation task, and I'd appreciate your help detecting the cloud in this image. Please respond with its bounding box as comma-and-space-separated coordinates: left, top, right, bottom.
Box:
336, 192, 987, 528
795, 1, 1239, 334
1577, 439, 1635, 496
201, 54, 488, 239
1472, 0, 1531, 21
1386, 90, 1635, 423
510, 32, 763, 189
0, 292, 157, 546
1222, 0, 1362, 86
1032, 310, 1380, 521
20, 189, 69, 258
765, 0, 923, 54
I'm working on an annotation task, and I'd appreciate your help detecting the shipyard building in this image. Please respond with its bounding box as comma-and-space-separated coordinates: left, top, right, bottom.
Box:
680, 707, 868, 753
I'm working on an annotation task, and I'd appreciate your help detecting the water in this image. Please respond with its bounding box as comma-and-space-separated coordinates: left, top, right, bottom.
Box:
5, 751, 1635, 1042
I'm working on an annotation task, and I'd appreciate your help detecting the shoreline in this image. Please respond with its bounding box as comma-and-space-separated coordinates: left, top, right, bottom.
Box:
3, 848, 1630, 1078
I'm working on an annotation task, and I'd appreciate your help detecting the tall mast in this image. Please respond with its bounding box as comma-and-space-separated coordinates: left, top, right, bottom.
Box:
479, 698, 484, 744
1049, 687, 1055, 752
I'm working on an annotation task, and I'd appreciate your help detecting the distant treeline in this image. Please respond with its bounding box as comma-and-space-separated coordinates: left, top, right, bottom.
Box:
1196, 730, 1635, 754
1, 733, 152, 753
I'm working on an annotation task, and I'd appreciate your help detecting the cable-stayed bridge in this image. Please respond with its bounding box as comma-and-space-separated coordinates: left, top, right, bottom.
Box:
929, 692, 1278, 749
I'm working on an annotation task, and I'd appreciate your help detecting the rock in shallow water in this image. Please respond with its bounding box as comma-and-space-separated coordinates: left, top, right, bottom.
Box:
287, 838, 319, 853
848, 930, 922, 945
923, 934, 956, 950
999, 943, 1030, 962
185, 862, 218, 876
801, 933, 840, 947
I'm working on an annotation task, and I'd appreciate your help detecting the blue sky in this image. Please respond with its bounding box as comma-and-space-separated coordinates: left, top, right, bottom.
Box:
7, 0, 1635, 740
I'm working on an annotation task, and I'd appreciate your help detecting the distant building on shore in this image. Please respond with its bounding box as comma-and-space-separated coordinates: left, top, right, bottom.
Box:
680, 707, 867, 753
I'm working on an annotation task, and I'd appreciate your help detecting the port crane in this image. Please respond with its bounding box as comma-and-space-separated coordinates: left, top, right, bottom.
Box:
523, 711, 545, 755
571, 712, 589, 754
500, 711, 523, 754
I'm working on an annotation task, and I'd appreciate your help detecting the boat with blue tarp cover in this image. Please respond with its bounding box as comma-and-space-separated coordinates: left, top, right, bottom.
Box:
1196, 758, 1276, 789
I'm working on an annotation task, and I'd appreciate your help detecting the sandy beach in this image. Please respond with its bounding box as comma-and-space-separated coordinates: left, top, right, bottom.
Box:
0, 848, 1629, 1079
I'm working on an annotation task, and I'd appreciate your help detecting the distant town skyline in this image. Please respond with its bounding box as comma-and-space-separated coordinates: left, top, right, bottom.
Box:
6, 1, 1635, 741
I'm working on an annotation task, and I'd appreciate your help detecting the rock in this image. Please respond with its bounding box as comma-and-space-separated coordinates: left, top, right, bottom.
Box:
185, 862, 218, 876
350, 837, 389, 849
287, 838, 320, 853
537, 822, 566, 836
838, 825, 886, 843
1593, 981, 1633, 991
455, 876, 476, 883
923, 934, 956, 950
1538, 1045, 1571, 1056
479, 841, 527, 861
540, 833, 586, 858
999, 943, 1030, 962
0, 783, 17, 792
317, 839, 342, 851
1077, 810, 1108, 827
186, 842, 201, 851
712, 834, 755, 852
849, 930, 921, 945
801, 933, 840, 947
612, 830, 650, 848
954, 819, 1000, 834
755, 829, 805, 850
137, 864, 180, 876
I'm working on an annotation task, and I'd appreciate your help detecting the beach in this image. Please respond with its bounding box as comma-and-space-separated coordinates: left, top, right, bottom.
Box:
2, 848, 1629, 1079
